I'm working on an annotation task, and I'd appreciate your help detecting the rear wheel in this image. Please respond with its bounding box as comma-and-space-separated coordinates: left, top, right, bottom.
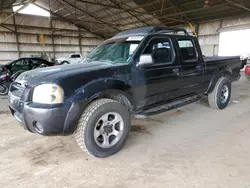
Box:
0, 84, 8, 95
208, 77, 231, 109
75, 99, 131, 158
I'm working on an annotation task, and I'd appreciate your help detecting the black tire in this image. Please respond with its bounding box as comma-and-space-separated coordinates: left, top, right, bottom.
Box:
208, 77, 231, 109
75, 99, 131, 158
0, 84, 8, 95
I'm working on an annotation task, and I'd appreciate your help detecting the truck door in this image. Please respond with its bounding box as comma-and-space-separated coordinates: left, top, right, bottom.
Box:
133, 36, 183, 108
176, 37, 205, 95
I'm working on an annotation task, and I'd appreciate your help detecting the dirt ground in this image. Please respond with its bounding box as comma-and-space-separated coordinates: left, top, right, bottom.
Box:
1, 76, 250, 188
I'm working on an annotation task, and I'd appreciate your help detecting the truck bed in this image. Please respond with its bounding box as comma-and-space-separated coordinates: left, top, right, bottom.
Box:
204, 56, 240, 63
203, 56, 241, 82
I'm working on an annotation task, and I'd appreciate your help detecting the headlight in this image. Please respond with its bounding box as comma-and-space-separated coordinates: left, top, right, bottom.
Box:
32, 84, 64, 104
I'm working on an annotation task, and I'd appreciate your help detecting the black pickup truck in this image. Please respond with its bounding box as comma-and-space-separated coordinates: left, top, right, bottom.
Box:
9, 26, 242, 158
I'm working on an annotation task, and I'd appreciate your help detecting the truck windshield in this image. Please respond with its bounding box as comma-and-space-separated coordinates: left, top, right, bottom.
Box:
85, 37, 142, 64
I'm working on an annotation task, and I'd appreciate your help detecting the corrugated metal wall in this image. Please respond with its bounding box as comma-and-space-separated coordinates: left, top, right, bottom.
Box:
186, 15, 250, 56
1, 12, 250, 63
0, 12, 104, 64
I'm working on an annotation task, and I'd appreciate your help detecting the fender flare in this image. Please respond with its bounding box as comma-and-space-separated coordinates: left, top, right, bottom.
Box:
205, 68, 232, 94
62, 79, 132, 134
71, 78, 132, 104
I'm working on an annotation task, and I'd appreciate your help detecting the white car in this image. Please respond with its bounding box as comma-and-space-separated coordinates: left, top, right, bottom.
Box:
57, 53, 83, 65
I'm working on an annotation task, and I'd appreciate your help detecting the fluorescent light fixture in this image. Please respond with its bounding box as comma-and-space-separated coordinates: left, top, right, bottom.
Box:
13, 3, 50, 17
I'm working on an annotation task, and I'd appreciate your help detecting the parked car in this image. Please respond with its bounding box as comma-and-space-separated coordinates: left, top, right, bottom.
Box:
0, 57, 55, 95
56, 53, 83, 65
1, 57, 55, 75
9, 26, 243, 158
245, 64, 250, 74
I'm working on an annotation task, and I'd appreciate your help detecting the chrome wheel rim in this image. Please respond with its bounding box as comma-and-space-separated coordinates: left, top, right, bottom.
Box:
220, 85, 229, 104
94, 112, 124, 148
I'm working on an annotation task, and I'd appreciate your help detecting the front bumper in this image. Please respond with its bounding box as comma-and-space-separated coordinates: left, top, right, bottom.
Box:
9, 93, 85, 136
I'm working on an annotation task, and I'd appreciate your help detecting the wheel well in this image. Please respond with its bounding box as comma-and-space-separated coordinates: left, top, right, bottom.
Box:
91, 90, 133, 111
222, 71, 232, 80
206, 70, 232, 94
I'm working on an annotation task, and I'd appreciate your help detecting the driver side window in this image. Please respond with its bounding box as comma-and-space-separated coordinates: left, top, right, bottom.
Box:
143, 37, 173, 64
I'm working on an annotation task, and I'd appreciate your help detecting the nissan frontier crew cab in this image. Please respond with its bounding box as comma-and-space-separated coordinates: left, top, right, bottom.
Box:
9, 27, 242, 158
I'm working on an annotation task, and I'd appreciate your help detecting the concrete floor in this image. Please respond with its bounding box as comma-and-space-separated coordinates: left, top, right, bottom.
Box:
0, 95, 8, 113
1, 76, 250, 188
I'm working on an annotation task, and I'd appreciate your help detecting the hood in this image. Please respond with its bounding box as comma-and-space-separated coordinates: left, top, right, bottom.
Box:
16, 62, 112, 86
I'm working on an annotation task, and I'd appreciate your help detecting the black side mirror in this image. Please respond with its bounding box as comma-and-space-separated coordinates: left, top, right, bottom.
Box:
137, 54, 153, 67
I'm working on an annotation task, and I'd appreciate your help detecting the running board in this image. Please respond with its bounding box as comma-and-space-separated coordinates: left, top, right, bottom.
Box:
135, 94, 202, 117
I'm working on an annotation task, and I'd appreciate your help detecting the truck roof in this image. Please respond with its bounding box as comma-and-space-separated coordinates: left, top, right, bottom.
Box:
112, 26, 189, 39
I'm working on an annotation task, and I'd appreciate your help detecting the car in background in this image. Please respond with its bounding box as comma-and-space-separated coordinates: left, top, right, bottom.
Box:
56, 53, 83, 65
0, 57, 55, 95
0, 57, 55, 75
244, 57, 250, 77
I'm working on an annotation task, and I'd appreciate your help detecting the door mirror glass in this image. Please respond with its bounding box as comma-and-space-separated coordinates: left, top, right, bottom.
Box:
138, 54, 153, 67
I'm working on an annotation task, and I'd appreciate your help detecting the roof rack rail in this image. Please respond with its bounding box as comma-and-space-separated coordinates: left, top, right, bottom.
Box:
112, 26, 189, 38
151, 27, 189, 36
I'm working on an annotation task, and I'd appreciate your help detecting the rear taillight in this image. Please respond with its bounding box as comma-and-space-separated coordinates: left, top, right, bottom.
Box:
245, 65, 250, 75
0, 74, 8, 80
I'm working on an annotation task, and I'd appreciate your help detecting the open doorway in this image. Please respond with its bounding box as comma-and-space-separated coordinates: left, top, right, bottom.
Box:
219, 29, 250, 57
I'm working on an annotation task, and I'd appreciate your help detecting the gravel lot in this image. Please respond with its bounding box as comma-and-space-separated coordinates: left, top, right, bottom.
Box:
1, 75, 250, 188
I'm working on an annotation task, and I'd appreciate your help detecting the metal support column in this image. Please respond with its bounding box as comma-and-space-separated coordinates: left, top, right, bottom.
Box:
13, 15, 20, 58
79, 27, 82, 54
195, 24, 199, 38
50, 19, 55, 59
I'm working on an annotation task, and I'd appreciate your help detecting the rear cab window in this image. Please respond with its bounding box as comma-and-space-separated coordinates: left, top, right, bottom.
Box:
178, 39, 198, 62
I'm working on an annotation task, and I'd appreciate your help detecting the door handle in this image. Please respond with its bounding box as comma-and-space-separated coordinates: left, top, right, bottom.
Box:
173, 68, 180, 75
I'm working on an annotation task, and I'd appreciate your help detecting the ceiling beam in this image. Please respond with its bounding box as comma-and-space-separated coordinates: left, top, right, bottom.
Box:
34, 3, 105, 38
118, 2, 229, 28
76, 0, 149, 14
224, 0, 250, 12
0, 24, 15, 32
109, 0, 149, 27
165, 9, 248, 26
61, 0, 121, 32
93, 0, 203, 22
77, 0, 162, 18
0, 0, 35, 25
167, 0, 191, 23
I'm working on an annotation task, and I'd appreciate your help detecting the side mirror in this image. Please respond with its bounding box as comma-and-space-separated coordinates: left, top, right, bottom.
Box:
137, 54, 153, 67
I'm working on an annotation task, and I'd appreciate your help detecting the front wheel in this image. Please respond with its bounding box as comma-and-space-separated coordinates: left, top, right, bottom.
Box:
208, 77, 231, 109
0, 84, 8, 95
75, 99, 131, 158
